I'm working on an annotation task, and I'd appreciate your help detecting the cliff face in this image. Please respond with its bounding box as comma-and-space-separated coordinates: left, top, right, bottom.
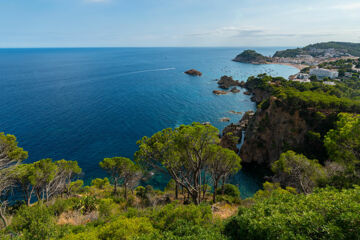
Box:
239, 97, 309, 166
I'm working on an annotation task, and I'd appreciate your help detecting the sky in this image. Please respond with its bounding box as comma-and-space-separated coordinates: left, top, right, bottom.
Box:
1, 0, 360, 47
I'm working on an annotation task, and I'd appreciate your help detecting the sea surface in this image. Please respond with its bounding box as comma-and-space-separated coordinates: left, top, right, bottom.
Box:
0, 47, 298, 197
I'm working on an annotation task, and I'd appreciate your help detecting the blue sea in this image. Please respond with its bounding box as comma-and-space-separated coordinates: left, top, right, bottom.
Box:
0, 47, 298, 197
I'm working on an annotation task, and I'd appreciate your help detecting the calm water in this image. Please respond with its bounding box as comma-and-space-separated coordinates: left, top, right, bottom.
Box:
0, 47, 298, 197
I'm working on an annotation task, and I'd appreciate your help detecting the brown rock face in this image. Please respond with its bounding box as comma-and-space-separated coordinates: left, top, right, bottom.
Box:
239, 97, 309, 166
185, 69, 202, 76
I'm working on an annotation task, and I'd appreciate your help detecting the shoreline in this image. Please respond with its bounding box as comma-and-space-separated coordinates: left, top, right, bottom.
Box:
266, 62, 308, 70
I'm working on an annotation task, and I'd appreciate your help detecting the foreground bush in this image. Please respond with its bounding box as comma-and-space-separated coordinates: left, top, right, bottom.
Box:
225, 186, 360, 240
150, 203, 212, 231
11, 203, 57, 240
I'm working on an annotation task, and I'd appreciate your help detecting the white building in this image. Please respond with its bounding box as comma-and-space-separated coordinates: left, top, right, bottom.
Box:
297, 73, 310, 79
309, 68, 339, 79
293, 79, 311, 83
323, 81, 336, 86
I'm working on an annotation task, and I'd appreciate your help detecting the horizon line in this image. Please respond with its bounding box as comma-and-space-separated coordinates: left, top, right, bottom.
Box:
0, 45, 299, 49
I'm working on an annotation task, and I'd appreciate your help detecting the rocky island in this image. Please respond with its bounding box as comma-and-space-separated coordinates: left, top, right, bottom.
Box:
233, 50, 270, 64
184, 69, 202, 76
217, 75, 244, 89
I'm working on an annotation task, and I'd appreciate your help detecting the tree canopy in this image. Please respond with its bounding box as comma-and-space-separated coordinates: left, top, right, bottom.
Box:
135, 122, 241, 204
271, 151, 326, 194
99, 157, 142, 198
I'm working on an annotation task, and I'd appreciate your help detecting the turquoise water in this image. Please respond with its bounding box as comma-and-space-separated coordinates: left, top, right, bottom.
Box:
0, 47, 298, 197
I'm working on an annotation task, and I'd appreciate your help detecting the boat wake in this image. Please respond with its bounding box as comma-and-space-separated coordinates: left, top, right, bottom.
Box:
118, 68, 176, 76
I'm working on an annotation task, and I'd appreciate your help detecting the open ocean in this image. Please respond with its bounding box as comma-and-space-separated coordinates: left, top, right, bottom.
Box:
0, 47, 298, 197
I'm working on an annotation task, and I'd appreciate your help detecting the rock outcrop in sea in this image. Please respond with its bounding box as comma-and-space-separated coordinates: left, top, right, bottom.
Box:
212, 90, 228, 95
230, 87, 240, 93
184, 69, 202, 76
217, 75, 242, 89
220, 117, 230, 122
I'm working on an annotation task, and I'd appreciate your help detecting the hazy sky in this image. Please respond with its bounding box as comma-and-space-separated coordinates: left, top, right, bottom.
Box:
1, 0, 360, 47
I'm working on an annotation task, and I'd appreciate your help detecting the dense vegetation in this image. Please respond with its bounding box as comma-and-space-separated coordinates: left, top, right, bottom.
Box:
246, 71, 360, 111
1, 60, 360, 239
226, 185, 360, 240
273, 41, 360, 57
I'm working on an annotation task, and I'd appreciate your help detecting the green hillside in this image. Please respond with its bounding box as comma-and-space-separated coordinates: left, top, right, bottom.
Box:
273, 41, 360, 57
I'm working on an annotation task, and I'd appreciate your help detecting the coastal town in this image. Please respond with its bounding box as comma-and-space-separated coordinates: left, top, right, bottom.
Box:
233, 43, 360, 86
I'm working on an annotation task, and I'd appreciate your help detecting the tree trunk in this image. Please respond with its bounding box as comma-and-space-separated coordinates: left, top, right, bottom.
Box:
124, 182, 128, 200
28, 187, 35, 206
23, 190, 29, 206
221, 176, 226, 195
114, 180, 117, 194
0, 210, 8, 228
175, 183, 178, 200
202, 172, 207, 200
36, 190, 41, 202
192, 190, 199, 205
213, 181, 218, 203
198, 172, 202, 204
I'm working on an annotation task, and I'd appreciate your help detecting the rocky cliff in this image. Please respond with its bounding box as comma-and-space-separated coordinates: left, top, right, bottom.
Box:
239, 97, 309, 166
222, 80, 334, 167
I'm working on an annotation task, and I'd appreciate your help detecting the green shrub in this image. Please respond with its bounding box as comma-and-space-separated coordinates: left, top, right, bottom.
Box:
60, 227, 98, 240
73, 196, 97, 214
150, 203, 212, 231
98, 216, 155, 239
224, 186, 360, 240
98, 198, 117, 218
11, 203, 57, 240
135, 186, 146, 199
68, 179, 84, 194
216, 184, 240, 198
91, 177, 110, 189
158, 222, 226, 240
49, 197, 78, 216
